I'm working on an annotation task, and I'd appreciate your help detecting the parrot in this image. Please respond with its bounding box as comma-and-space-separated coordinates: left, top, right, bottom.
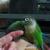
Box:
24, 18, 43, 49
7, 18, 43, 49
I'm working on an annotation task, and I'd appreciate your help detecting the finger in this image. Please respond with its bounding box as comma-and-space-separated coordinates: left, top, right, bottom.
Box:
0, 30, 24, 47
0, 48, 4, 50
0, 35, 13, 47
44, 44, 49, 50
8, 42, 18, 50
3, 42, 11, 50
45, 44, 49, 49
48, 48, 50, 50
0, 48, 3, 50
9, 30, 24, 38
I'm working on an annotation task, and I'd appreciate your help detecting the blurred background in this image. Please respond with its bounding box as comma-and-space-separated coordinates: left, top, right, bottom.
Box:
0, 0, 10, 13
0, 0, 50, 14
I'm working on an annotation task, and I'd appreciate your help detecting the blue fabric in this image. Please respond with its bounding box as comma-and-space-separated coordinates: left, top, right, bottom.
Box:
43, 33, 50, 43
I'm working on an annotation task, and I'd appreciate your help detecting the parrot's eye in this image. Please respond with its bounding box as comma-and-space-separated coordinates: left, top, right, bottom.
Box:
25, 18, 33, 25
25, 18, 29, 21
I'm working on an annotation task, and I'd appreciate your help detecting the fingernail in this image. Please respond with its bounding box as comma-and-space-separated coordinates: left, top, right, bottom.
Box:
10, 30, 24, 37
16, 30, 24, 35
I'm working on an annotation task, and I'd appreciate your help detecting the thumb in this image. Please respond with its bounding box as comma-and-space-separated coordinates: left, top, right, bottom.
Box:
0, 30, 24, 47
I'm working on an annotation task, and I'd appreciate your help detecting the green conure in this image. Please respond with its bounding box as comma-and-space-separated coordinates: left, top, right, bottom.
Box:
7, 18, 43, 49
24, 18, 43, 48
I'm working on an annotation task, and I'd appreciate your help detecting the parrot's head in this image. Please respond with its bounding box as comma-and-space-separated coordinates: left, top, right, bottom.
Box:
24, 17, 37, 33
24, 18, 33, 25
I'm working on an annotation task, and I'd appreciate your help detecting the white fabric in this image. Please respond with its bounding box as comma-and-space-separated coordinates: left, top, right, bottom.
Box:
0, 0, 10, 4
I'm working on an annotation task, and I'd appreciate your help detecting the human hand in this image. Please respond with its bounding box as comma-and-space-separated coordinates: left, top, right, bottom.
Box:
0, 30, 24, 50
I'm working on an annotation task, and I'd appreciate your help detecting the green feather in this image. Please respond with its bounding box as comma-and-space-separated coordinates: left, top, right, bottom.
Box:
24, 18, 43, 48
7, 18, 43, 49
7, 21, 24, 32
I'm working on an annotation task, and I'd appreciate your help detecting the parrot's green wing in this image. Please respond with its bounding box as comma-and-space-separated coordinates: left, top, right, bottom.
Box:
34, 24, 43, 48
7, 21, 24, 32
